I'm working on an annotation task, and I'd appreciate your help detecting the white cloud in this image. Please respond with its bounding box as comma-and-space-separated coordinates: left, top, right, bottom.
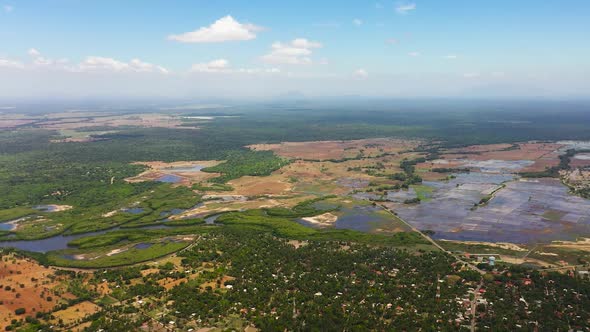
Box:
190, 59, 280, 75
79, 57, 131, 71
190, 59, 231, 73
0, 58, 23, 68
408, 51, 421, 57
261, 38, 322, 65
353, 68, 369, 79
168, 15, 262, 43
28, 48, 40, 57
3, 5, 13, 13
396, 2, 416, 14
386, 38, 399, 44
444, 55, 458, 59
78, 56, 168, 73
353, 18, 363, 26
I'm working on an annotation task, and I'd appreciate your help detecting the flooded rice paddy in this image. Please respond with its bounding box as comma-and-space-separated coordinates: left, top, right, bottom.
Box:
394, 174, 590, 243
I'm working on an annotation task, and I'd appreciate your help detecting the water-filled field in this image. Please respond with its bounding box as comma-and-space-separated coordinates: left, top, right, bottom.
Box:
395, 176, 590, 243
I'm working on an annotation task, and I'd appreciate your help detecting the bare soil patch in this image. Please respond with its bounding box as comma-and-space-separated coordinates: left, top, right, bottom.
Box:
249, 138, 420, 161
0, 255, 68, 329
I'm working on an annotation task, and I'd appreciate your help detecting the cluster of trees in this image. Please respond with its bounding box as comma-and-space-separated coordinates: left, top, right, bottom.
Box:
478, 266, 590, 330
202, 150, 290, 183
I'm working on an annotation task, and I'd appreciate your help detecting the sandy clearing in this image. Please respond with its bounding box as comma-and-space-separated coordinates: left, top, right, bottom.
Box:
301, 213, 338, 227
50, 301, 101, 327
439, 240, 527, 252
547, 238, 590, 252
125, 160, 222, 186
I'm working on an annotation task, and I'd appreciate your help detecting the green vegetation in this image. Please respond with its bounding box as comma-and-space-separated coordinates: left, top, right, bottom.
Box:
202, 150, 290, 183
46, 240, 189, 268
412, 184, 433, 201
192, 182, 234, 192
0, 207, 35, 222
2, 184, 201, 240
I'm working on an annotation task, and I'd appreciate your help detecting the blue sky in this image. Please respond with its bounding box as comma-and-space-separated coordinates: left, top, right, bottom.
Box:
0, 0, 589, 98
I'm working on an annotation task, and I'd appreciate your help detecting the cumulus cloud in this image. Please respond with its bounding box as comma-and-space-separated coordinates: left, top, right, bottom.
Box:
27, 48, 63, 67
78, 56, 169, 73
190, 59, 280, 74
28, 48, 40, 57
261, 38, 322, 65
396, 2, 416, 14
168, 15, 262, 43
353, 68, 369, 79
353, 18, 363, 26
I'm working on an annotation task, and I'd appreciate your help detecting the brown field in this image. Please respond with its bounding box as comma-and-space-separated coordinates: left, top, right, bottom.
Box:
50, 301, 101, 328
219, 147, 420, 198
570, 159, 590, 168
442, 142, 563, 172
39, 113, 193, 131
0, 119, 36, 129
249, 138, 420, 160
228, 175, 293, 196
445, 142, 562, 161
0, 254, 69, 329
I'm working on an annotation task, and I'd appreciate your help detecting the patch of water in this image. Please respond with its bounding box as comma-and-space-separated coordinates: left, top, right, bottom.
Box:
574, 153, 590, 161
122, 207, 145, 214
134, 243, 153, 249
157, 174, 184, 183
205, 214, 222, 224
0, 223, 13, 231
164, 165, 205, 172
0, 224, 167, 253
396, 177, 590, 243
387, 188, 417, 203
463, 160, 534, 173
33, 205, 58, 212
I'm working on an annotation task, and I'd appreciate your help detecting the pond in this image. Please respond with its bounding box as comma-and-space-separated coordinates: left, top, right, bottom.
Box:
134, 243, 153, 249
164, 165, 205, 172
33, 205, 59, 212
122, 207, 145, 214
0, 224, 167, 253
205, 214, 222, 224
157, 174, 184, 183
0, 223, 14, 231
296, 205, 391, 232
